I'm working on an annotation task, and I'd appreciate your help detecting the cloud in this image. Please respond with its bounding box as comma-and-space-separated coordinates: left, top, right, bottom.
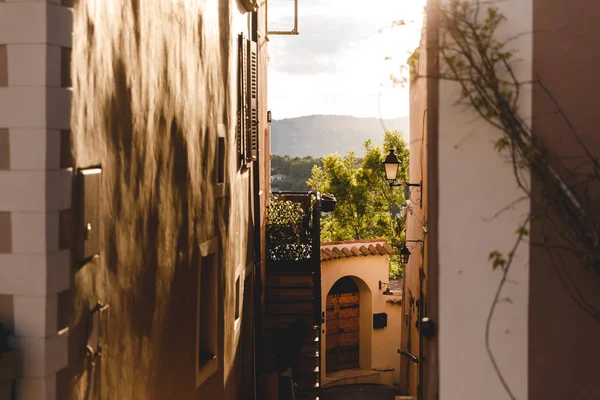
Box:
266, 0, 425, 118
268, 14, 379, 75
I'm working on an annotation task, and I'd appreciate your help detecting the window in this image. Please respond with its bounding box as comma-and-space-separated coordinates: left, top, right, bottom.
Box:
196, 252, 218, 387
237, 33, 258, 168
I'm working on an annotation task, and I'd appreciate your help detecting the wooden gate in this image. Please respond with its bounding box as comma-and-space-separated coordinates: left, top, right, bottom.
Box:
326, 277, 360, 372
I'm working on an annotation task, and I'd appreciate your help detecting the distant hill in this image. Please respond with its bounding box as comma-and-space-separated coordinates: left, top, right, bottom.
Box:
270, 115, 410, 157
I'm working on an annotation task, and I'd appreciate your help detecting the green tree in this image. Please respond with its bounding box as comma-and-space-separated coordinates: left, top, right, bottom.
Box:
308, 130, 409, 279
271, 155, 323, 192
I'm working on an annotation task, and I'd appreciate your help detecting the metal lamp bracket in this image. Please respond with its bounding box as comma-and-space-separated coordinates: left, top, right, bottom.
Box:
403, 181, 422, 208
266, 0, 299, 36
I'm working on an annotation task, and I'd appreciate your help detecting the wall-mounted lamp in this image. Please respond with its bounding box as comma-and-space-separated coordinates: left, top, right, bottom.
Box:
398, 239, 424, 265
383, 149, 422, 208
379, 280, 393, 295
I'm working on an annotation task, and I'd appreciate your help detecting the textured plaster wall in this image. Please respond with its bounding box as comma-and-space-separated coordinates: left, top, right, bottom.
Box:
56, 1, 262, 399
529, 0, 600, 397
321, 250, 402, 383
0, 1, 72, 398
403, 22, 429, 396
437, 0, 532, 399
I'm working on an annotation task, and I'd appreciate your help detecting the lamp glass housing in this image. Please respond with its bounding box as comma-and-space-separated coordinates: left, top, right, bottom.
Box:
383, 149, 401, 183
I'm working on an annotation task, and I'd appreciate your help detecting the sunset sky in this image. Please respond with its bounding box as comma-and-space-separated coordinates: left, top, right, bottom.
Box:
266, 0, 426, 120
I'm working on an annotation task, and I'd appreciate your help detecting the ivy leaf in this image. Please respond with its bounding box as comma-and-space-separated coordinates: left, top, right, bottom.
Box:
494, 137, 509, 152
489, 250, 507, 271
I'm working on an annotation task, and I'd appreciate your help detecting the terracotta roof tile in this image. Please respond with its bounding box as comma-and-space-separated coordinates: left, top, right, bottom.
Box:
383, 243, 394, 254
321, 238, 388, 246
321, 239, 392, 262
389, 279, 403, 292
332, 247, 345, 258
324, 248, 335, 259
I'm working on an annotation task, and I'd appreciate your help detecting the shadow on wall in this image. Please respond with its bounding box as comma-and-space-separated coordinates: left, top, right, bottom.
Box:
56, 0, 240, 398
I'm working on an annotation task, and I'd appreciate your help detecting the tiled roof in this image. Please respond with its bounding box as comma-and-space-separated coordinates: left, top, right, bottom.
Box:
389, 279, 403, 293
320, 239, 394, 262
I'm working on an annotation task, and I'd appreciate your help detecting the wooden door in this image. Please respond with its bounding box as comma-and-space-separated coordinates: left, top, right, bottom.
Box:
326, 285, 360, 372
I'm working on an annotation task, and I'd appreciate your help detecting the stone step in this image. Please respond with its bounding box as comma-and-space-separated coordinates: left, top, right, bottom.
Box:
322, 368, 383, 388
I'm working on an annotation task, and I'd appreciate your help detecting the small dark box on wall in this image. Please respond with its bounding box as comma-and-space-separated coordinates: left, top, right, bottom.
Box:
76, 167, 102, 263
373, 312, 387, 329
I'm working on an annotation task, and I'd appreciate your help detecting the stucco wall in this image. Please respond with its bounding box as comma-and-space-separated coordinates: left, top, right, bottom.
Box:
321, 245, 402, 384
529, 1, 600, 398
437, 0, 532, 399
0, 1, 72, 398
402, 21, 429, 396
49, 1, 267, 399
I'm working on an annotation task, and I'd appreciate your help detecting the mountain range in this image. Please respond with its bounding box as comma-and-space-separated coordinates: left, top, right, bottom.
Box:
270, 115, 410, 158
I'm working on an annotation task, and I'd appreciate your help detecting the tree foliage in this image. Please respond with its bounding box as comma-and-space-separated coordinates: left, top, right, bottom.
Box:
308, 131, 409, 279
271, 155, 323, 191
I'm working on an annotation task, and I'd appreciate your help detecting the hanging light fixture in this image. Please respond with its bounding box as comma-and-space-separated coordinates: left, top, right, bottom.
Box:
398, 240, 425, 264
383, 149, 401, 184
399, 243, 411, 264
379, 281, 393, 295
382, 148, 423, 208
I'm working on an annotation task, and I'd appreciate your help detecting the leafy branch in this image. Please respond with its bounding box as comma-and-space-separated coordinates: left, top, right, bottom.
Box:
486, 217, 529, 400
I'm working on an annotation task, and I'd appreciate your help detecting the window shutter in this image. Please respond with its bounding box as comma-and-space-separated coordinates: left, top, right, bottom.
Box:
237, 34, 247, 164
246, 39, 258, 162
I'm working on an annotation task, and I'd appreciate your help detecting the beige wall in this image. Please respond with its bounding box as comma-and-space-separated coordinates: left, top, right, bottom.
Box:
437, 0, 532, 399
0, 0, 267, 399
402, 22, 429, 396
321, 243, 402, 384
0, 1, 72, 398
529, 0, 600, 397
410, 1, 600, 399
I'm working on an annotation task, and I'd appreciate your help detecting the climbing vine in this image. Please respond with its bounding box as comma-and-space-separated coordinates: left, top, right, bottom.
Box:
426, 1, 600, 398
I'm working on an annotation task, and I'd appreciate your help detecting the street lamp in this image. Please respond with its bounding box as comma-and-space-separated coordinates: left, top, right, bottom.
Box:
399, 244, 411, 264
383, 149, 402, 184
398, 240, 424, 264
382, 148, 423, 208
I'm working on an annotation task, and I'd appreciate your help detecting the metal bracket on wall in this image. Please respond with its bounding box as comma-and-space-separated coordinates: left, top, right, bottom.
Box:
87, 303, 110, 361
239, 0, 258, 13
266, 0, 299, 36
76, 167, 102, 264
397, 348, 419, 364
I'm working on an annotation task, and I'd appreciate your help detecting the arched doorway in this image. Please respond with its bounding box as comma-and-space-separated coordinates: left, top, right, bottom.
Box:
326, 276, 360, 372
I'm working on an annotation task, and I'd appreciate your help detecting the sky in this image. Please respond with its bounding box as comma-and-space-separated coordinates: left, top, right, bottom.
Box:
267, 0, 426, 120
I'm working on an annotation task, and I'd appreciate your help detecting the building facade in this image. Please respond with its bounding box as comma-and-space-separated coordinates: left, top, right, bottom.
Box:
0, 0, 270, 399
404, 0, 600, 399
320, 240, 402, 387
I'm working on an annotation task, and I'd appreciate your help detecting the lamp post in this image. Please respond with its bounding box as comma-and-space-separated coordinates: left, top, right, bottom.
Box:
382, 149, 422, 208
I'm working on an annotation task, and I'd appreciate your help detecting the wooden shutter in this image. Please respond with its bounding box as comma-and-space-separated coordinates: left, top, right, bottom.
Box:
246, 39, 258, 162
237, 34, 247, 164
